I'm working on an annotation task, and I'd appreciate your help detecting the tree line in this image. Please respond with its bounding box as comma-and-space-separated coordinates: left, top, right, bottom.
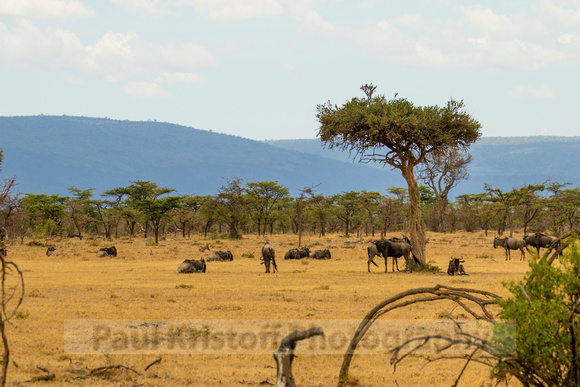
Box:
0, 175, 578, 245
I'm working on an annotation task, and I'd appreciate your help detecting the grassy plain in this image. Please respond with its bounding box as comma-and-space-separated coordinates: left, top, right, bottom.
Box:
4, 231, 531, 386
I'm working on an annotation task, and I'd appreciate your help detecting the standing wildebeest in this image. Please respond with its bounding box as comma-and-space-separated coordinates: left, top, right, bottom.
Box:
97, 246, 117, 258
369, 238, 418, 273
261, 242, 277, 273
0, 247, 6, 258
493, 236, 526, 261
311, 249, 331, 260
367, 243, 384, 272
284, 247, 310, 260
524, 232, 561, 256
178, 258, 206, 273
46, 246, 58, 256
207, 250, 233, 261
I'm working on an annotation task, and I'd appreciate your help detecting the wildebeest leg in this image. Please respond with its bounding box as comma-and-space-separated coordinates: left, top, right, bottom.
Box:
384, 257, 388, 273
392, 257, 400, 272
520, 247, 525, 261
367, 258, 379, 272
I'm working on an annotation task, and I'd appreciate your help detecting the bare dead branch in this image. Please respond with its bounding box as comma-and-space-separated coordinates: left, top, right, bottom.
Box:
89, 365, 142, 376
8, 366, 54, 384
144, 358, 162, 371
274, 327, 324, 387
338, 284, 502, 387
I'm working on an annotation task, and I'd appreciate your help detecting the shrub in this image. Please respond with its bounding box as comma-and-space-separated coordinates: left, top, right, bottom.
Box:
493, 243, 580, 386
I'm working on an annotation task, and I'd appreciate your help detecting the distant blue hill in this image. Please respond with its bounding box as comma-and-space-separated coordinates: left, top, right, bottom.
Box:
265, 136, 580, 197
1, 115, 577, 199
0, 115, 403, 197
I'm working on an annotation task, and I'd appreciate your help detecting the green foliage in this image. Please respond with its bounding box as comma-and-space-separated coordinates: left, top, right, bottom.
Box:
494, 243, 580, 386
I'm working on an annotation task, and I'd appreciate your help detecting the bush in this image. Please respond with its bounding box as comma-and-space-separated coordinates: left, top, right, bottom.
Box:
493, 243, 580, 386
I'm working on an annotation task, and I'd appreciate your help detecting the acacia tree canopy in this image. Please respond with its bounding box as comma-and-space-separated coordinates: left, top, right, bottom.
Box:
317, 84, 481, 263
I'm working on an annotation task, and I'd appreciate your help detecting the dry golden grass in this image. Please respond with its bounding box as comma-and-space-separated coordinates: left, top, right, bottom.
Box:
3, 231, 530, 386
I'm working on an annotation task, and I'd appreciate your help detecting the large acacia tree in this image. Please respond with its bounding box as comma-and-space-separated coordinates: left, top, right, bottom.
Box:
317, 84, 481, 264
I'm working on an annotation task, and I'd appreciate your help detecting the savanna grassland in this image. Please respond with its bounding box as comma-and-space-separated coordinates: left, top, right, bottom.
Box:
4, 231, 532, 386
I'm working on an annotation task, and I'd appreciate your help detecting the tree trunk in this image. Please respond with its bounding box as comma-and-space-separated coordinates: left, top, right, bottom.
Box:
401, 167, 426, 265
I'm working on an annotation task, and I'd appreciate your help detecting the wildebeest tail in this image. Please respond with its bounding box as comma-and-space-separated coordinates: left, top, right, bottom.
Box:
411, 251, 422, 266
271, 256, 278, 273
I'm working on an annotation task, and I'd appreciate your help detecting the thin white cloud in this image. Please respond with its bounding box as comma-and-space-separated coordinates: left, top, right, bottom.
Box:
507, 84, 555, 99
0, 20, 215, 96
0, 20, 87, 71
124, 82, 169, 98
157, 72, 202, 83
111, 0, 168, 16
346, 4, 573, 71
535, 0, 580, 28
0, 0, 94, 19
284, 0, 334, 33
193, 0, 284, 21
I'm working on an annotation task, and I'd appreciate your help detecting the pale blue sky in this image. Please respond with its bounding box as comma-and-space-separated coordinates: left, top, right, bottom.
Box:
1, 0, 579, 140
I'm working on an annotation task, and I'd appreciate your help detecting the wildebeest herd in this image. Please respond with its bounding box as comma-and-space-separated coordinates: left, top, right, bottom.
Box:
30, 230, 564, 276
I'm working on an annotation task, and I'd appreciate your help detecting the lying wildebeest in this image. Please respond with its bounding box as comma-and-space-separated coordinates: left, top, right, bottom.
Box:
0, 247, 6, 258
284, 247, 310, 260
493, 236, 525, 261
178, 258, 206, 273
97, 246, 117, 258
261, 241, 277, 273
524, 232, 561, 256
46, 246, 58, 257
447, 257, 468, 275
207, 250, 233, 261
369, 238, 419, 272
311, 249, 331, 260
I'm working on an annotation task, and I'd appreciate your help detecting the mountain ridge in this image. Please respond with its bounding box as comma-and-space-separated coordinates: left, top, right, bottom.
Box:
1, 115, 578, 198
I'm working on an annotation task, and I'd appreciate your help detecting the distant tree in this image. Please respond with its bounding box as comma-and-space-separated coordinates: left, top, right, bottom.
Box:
172, 195, 204, 238
104, 181, 178, 242
245, 181, 289, 235
309, 194, 333, 237
546, 183, 580, 232
197, 195, 221, 237
332, 191, 361, 237
217, 178, 246, 239
292, 186, 317, 247
65, 187, 96, 240
24, 194, 67, 237
417, 148, 472, 232
136, 194, 181, 244
358, 191, 381, 237
317, 84, 481, 264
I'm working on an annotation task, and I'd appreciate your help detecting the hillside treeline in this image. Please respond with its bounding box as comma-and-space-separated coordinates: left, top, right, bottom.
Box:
0, 175, 578, 243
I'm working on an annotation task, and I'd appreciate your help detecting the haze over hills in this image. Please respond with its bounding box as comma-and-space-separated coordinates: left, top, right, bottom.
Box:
0, 115, 578, 198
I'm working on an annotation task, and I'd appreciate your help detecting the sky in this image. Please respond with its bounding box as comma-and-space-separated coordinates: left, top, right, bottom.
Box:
1, 0, 579, 141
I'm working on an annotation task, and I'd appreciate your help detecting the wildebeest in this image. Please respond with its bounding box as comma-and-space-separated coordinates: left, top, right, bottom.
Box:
493, 236, 526, 261
0, 247, 6, 258
524, 232, 560, 256
46, 246, 58, 257
261, 242, 277, 273
97, 246, 117, 258
369, 238, 418, 272
284, 247, 310, 260
447, 257, 468, 275
311, 249, 331, 260
198, 243, 210, 253
207, 250, 233, 261
178, 258, 206, 273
